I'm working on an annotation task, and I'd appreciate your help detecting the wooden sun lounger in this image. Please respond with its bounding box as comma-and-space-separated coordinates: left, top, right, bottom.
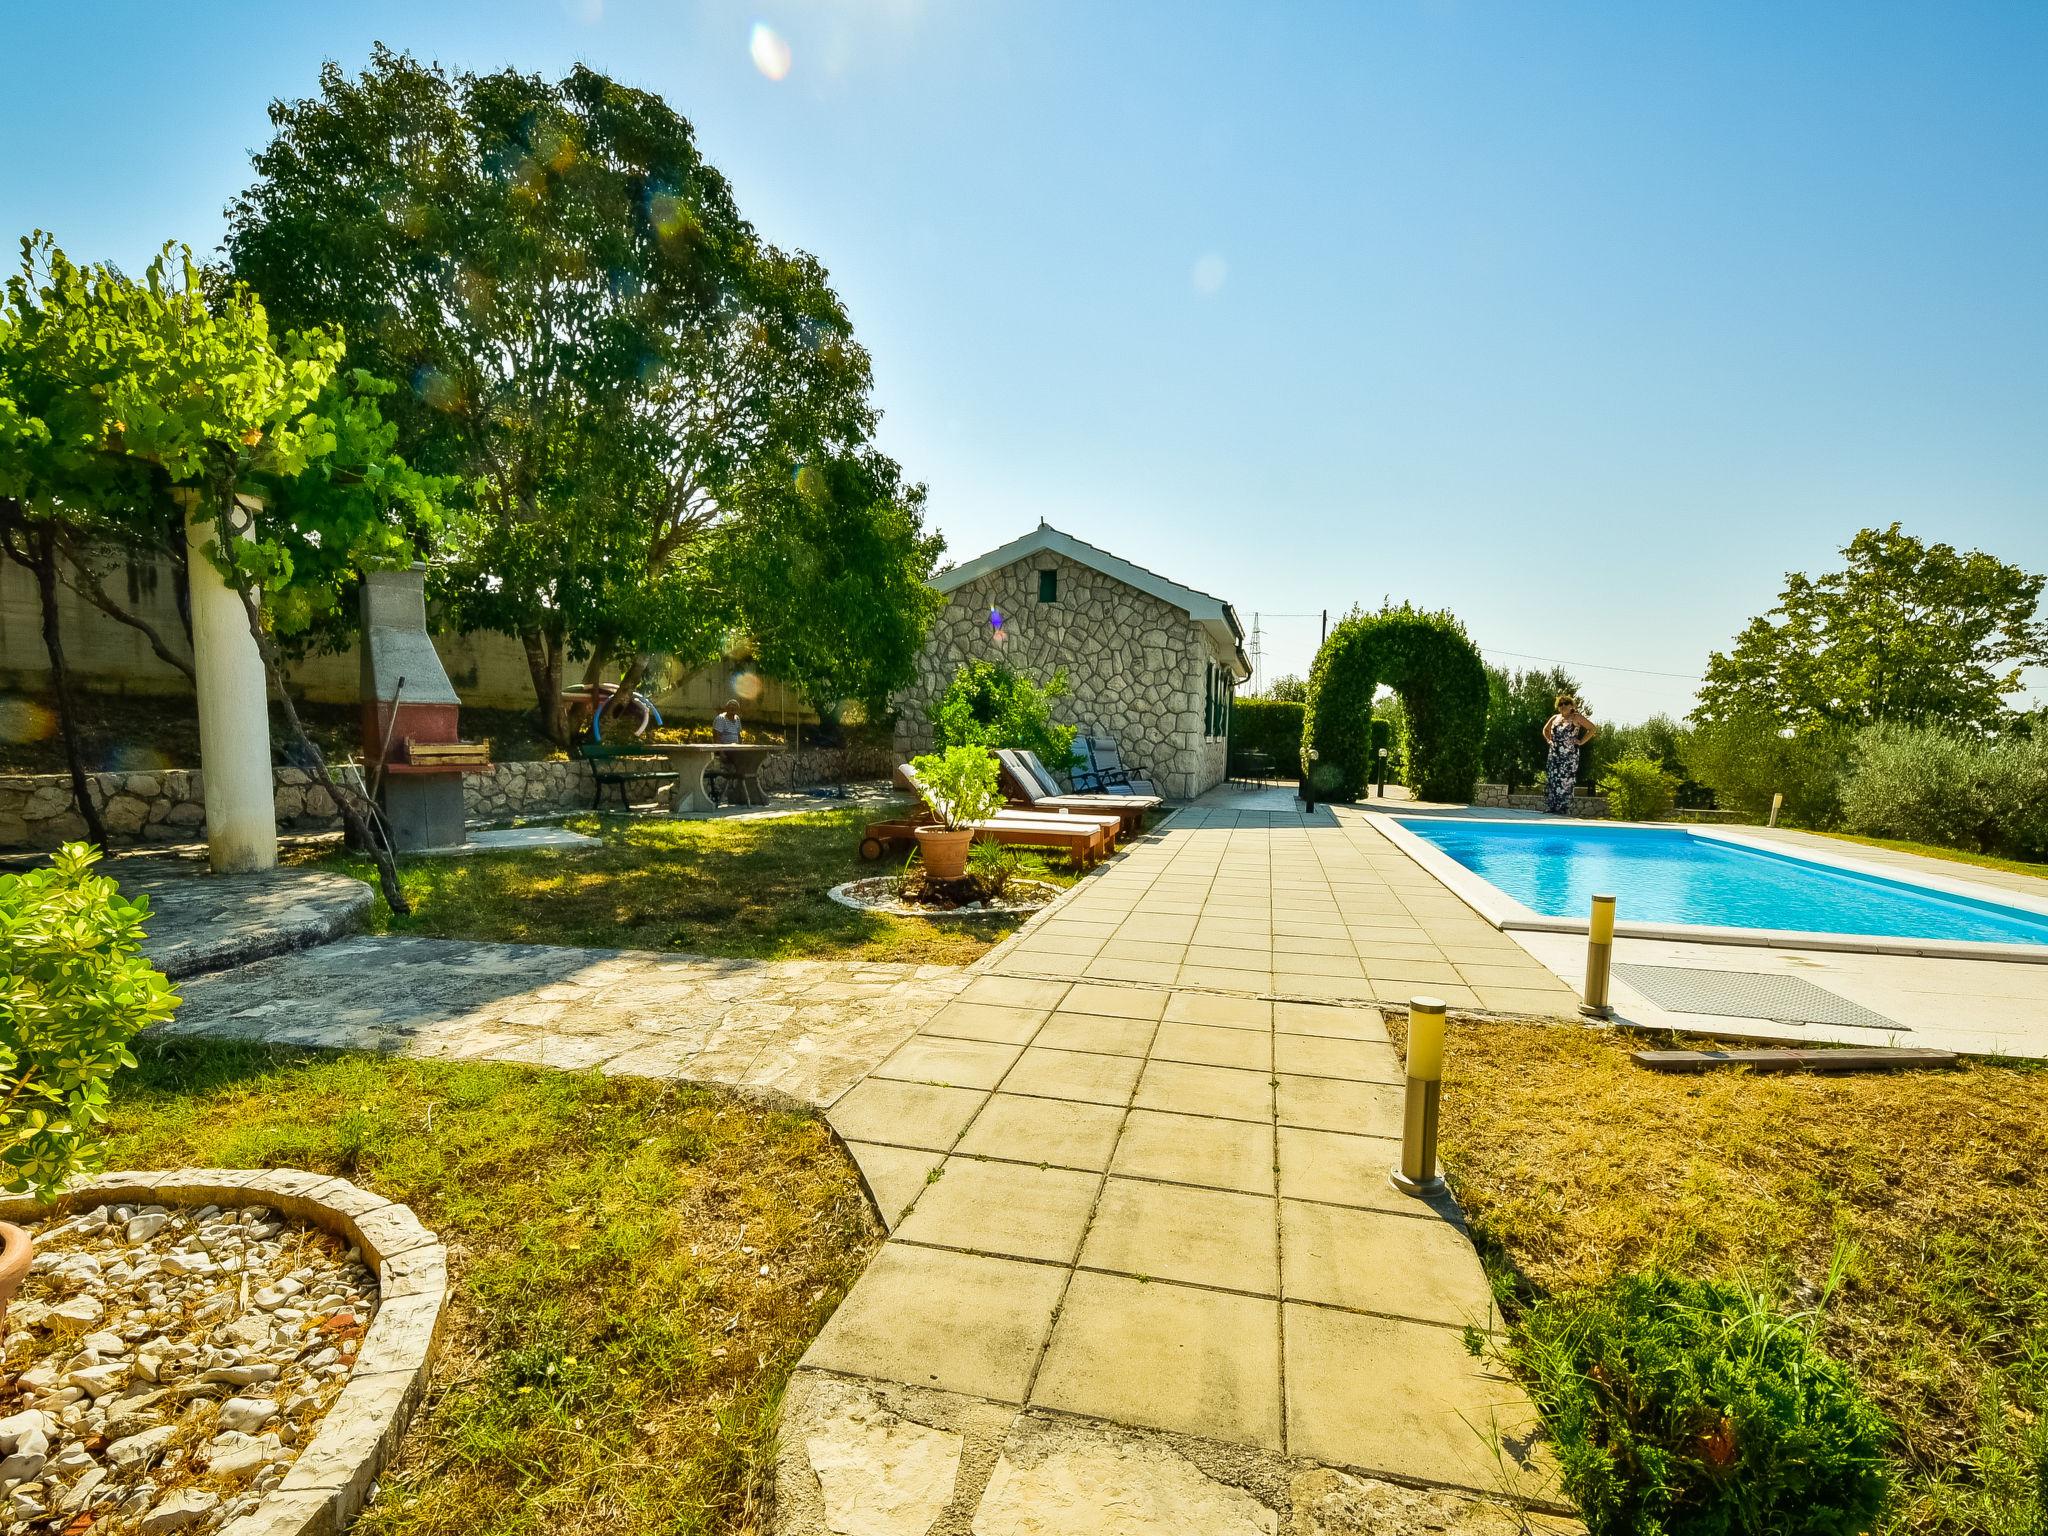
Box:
996, 749, 1159, 832
860, 767, 1124, 867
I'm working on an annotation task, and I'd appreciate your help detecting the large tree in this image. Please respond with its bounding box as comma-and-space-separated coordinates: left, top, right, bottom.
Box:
225, 48, 928, 741
1695, 524, 2047, 735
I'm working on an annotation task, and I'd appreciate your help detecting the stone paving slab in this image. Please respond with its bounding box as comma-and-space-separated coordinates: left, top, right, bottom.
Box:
772, 1372, 1576, 1536
165, 934, 969, 1107
88, 854, 376, 980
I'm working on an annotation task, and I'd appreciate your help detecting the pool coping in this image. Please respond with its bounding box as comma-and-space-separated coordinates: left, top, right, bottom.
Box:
1373, 814, 2048, 965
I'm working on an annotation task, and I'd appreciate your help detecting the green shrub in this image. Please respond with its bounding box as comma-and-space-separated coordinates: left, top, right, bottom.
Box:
1584, 715, 1712, 809
966, 839, 1025, 898
1685, 711, 1850, 827
1508, 1272, 1892, 1536
928, 660, 1077, 772
0, 843, 180, 1199
1599, 754, 1679, 822
1841, 725, 2048, 859
908, 745, 1005, 828
1229, 698, 1304, 775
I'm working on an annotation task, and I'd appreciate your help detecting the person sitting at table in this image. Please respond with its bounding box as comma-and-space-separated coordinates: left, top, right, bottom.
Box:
707, 699, 742, 801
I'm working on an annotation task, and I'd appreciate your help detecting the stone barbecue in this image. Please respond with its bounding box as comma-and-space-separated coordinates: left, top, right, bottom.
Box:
358, 565, 491, 850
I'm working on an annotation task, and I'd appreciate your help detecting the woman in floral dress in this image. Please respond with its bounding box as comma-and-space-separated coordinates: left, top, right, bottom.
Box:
1541, 694, 1599, 814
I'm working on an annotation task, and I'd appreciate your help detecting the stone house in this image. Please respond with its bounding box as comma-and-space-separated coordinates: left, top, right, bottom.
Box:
894, 524, 1250, 800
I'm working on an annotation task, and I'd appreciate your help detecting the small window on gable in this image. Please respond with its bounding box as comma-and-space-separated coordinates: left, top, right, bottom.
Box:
1038, 569, 1058, 603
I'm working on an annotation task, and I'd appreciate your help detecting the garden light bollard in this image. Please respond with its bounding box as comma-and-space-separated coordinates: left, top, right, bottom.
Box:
1580, 892, 1616, 1019
1390, 997, 1448, 1198
1769, 791, 1784, 827
1374, 746, 1389, 798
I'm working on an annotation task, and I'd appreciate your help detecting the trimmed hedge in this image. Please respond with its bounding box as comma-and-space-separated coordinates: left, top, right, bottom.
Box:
1302, 604, 1489, 802
1228, 699, 1304, 776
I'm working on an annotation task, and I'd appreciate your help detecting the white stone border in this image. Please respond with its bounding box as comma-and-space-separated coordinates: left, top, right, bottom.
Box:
825, 877, 1064, 920
0, 1168, 447, 1536
1371, 812, 2048, 964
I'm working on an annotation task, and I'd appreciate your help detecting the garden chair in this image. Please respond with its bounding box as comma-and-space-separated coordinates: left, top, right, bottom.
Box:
996, 749, 1159, 832
859, 765, 1122, 867
1079, 735, 1158, 797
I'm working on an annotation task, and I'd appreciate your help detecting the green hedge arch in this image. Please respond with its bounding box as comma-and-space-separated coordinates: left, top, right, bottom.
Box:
1301, 604, 1490, 802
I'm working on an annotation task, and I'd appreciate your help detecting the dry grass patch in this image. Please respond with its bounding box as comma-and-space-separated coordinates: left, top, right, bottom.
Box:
103, 1038, 881, 1536
1430, 1019, 2048, 1534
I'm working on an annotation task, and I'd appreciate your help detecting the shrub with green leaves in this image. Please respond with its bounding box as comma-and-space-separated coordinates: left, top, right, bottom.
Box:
927, 660, 1078, 772
966, 839, 1026, 898
1684, 711, 1851, 828
1599, 754, 1679, 822
1841, 724, 2048, 859
0, 844, 178, 1200
909, 745, 1005, 829
1507, 1272, 1892, 1536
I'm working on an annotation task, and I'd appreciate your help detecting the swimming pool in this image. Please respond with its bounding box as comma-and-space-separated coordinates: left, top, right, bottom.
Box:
1391, 818, 2048, 951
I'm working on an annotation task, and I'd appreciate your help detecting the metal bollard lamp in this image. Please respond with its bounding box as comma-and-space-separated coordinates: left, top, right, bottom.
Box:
1390, 997, 1448, 1198
1580, 893, 1616, 1019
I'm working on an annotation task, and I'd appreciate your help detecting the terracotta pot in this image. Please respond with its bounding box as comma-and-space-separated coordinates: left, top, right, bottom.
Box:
0, 1221, 32, 1337
913, 825, 974, 881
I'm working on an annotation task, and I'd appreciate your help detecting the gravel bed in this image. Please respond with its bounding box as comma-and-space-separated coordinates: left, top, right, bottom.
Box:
0, 1200, 378, 1533
827, 876, 1063, 918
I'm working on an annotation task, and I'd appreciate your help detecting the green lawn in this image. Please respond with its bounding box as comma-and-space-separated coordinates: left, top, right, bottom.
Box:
104, 1038, 875, 1536
307, 806, 1073, 966
1435, 1019, 2048, 1535
1807, 830, 2048, 884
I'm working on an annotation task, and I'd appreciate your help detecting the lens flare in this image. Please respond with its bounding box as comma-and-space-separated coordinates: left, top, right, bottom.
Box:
732, 670, 766, 704
750, 22, 793, 81
1191, 253, 1228, 295
0, 699, 56, 745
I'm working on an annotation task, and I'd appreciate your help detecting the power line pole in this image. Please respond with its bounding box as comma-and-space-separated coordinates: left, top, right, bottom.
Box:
1320, 609, 1328, 646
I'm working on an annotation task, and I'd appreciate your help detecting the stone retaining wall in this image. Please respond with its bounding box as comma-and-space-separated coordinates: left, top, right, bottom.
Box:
2, 743, 898, 849
1472, 782, 1611, 818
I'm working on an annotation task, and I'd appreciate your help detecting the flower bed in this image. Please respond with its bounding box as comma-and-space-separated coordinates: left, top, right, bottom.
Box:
2, 1201, 374, 1530
0, 1171, 445, 1536
828, 875, 1063, 919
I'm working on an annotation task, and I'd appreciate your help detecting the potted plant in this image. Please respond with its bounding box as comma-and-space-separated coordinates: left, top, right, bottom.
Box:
909, 746, 1006, 880
0, 844, 179, 1328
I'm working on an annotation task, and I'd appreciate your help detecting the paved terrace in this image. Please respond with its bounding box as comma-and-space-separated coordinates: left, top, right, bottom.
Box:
787, 805, 1572, 1534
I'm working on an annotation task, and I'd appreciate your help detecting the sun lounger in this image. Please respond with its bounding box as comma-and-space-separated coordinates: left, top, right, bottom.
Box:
859, 765, 1124, 867
997, 749, 1159, 831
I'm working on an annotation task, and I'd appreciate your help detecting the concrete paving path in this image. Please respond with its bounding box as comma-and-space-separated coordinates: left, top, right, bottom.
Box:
789, 806, 1571, 1534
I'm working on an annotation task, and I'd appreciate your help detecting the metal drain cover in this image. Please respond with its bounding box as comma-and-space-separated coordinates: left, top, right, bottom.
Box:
1614, 965, 1905, 1031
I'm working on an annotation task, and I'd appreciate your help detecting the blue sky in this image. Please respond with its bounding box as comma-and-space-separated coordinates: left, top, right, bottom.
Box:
5, 0, 2044, 719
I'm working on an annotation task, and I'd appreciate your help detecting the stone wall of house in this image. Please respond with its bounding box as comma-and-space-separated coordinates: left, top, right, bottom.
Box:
0, 743, 898, 849
893, 552, 1233, 801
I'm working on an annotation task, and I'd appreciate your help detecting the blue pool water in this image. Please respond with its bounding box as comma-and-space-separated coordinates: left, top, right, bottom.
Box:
1397, 819, 2048, 947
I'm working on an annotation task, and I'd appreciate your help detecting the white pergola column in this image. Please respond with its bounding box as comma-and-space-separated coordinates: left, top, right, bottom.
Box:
182, 494, 277, 873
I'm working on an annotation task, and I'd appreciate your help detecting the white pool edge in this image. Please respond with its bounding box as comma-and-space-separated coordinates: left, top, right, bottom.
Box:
1372, 814, 2048, 966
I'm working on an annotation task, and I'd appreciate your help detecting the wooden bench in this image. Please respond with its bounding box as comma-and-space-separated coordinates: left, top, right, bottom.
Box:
575, 740, 678, 811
